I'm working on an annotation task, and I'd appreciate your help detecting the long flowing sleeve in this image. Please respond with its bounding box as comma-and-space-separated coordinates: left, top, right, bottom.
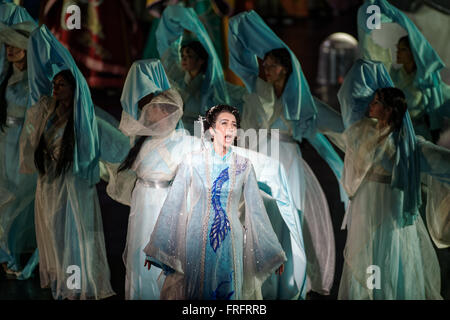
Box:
143, 160, 192, 274
96, 116, 133, 204
418, 136, 450, 182
292, 96, 347, 205
416, 136, 450, 248
19, 96, 53, 174
227, 14, 259, 93
97, 117, 130, 164
306, 132, 348, 206
314, 96, 345, 134
235, 146, 303, 245
232, 146, 307, 298
425, 175, 450, 249
241, 164, 287, 299
27, 25, 100, 185
357, 0, 447, 130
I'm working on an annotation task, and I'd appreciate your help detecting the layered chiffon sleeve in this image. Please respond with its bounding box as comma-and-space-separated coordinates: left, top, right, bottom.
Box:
241, 164, 287, 299
417, 136, 450, 248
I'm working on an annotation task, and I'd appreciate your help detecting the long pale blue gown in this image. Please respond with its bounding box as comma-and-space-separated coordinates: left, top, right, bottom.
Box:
144, 145, 287, 300
228, 10, 347, 297
0, 4, 38, 277
124, 129, 201, 299
19, 25, 129, 299
112, 58, 189, 300
327, 59, 450, 299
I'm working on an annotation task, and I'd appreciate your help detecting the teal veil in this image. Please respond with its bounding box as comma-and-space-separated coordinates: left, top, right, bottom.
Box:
0, 2, 36, 78
228, 10, 347, 206
120, 59, 171, 121
156, 4, 230, 112
338, 59, 422, 227
119, 58, 184, 138
357, 0, 446, 129
27, 25, 101, 186
228, 10, 316, 128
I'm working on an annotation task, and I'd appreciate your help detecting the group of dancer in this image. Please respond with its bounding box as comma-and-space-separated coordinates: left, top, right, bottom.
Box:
0, 0, 449, 300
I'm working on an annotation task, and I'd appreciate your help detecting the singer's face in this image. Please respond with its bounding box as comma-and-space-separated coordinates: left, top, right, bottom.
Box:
210, 111, 237, 149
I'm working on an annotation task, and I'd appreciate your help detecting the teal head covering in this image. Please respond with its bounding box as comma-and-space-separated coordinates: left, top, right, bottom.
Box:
156, 4, 230, 112
357, 0, 446, 128
120, 59, 171, 120
338, 58, 421, 227
0, 2, 34, 24
338, 59, 393, 128
27, 25, 100, 185
228, 10, 317, 125
0, 3, 36, 78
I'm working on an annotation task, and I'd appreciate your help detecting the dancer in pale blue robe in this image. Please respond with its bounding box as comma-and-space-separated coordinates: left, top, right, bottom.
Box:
357, 0, 450, 141
155, 4, 245, 134
323, 58, 450, 299
111, 58, 200, 300
19, 25, 129, 299
0, 4, 38, 278
144, 105, 286, 300
228, 10, 347, 297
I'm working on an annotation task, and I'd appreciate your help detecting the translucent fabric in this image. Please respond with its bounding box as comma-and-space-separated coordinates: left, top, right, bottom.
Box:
405, 4, 450, 84
0, 2, 27, 70
330, 58, 450, 299
335, 118, 445, 299
227, 8, 346, 203
156, 4, 230, 108
357, 0, 448, 131
119, 59, 171, 120
0, 20, 35, 49
237, 75, 337, 296
255, 134, 335, 296
0, 4, 38, 276
337, 59, 393, 129
0, 65, 37, 273
113, 58, 188, 299
144, 146, 286, 300
20, 96, 125, 299
119, 88, 183, 138
419, 135, 450, 249
119, 131, 201, 300
338, 59, 422, 227
27, 25, 100, 185
426, 175, 450, 249
155, 4, 245, 133
228, 10, 316, 127
20, 24, 129, 297
109, 124, 306, 300
302, 160, 335, 295
233, 145, 307, 299
103, 162, 136, 207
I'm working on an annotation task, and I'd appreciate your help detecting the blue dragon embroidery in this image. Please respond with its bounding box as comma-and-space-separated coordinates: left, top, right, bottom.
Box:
211, 271, 235, 300
209, 159, 248, 252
